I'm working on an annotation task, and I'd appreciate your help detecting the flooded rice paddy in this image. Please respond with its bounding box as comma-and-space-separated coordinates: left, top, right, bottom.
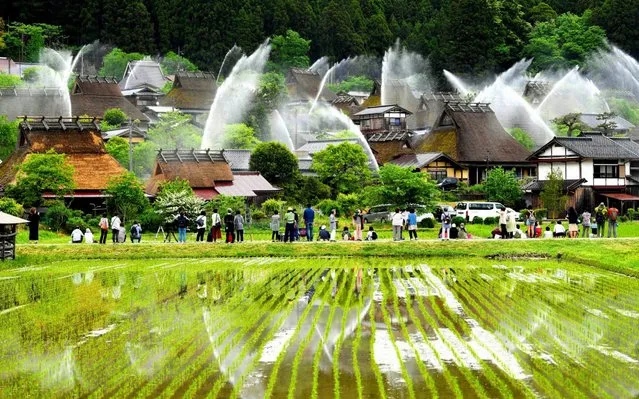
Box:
1, 257, 638, 398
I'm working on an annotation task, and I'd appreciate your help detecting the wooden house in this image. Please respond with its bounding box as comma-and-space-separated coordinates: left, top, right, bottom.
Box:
0, 117, 129, 211
331, 91, 361, 115
351, 105, 414, 164
524, 132, 639, 212
161, 72, 217, 127
71, 76, 150, 126
523, 81, 551, 105
286, 68, 336, 103
416, 92, 462, 130
121, 84, 165, 109
387, 152, 465, 181
414, 102, 533, 184
146, 149, 279, 201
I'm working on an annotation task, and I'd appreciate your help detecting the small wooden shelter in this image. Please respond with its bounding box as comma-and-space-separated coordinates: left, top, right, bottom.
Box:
0, 212, 28, 260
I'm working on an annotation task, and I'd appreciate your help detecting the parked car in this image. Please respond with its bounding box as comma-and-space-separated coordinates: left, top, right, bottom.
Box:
437, 177, 459, 191
433, 204, 456, 221
364, 204, 393, 223
455, 202, 506, 221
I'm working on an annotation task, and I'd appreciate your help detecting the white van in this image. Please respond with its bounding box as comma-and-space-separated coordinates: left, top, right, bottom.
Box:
455, 202, 506, 220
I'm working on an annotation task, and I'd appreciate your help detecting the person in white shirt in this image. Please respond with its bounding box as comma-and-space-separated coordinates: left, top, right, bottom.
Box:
543, 226, 553, 239
211, 208, 222, 242
110, 215, 121, 244
71, 227, 84, 243
392, 208, 405, 241
553, 221, 566, 238
98, 213, 109, 244
513, 224, 525, 239
499, 208, 508, 239
85, 228, 94, 244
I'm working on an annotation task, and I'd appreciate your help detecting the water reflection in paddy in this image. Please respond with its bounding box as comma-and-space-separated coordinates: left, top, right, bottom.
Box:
0, 257, 638, 398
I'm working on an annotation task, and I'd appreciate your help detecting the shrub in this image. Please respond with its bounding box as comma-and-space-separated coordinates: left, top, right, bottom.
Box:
452, 216, 465, 226
42, 200, 73, 232
336, 193, 362, 217
472, 216, 484, 224
65, 216, 88, 233
139, 207, 164, 232
620, 215, 629, 222
627, 208, 636, 220
0, 197, 24, 217
419, 218, 435, 228
483, 216, 497, 225
534, 208, 547, 220
251, 209, 266, 220
317, 199, 340, 216
261, 198, 285, 216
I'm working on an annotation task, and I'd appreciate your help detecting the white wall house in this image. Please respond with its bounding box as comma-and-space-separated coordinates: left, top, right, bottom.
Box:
525, 132, 639, 211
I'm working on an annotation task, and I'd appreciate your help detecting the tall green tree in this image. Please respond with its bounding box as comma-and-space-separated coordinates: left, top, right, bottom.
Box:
223, 124, 260, 150
249, 141, 299, 186
105, 137, 130, 167
160, 51, 199, 75
594, 0, 639, 59
483, 167, 523, 207
312, 142, 371, 196
317, 0, 365, 59
102, 0, 155, 53
99, 48, 146, 78
268, 30, 311, 73
6, 150, 75, 206
104, 172, 150, 223
369, 164, 440, 208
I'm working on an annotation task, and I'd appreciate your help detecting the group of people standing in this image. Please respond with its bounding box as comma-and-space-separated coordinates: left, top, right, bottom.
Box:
97, 214, 142, 244
188, 208, 245, 244
271, 205, 316, 242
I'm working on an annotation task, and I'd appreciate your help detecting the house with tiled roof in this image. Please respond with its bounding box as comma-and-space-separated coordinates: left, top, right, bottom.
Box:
413, 102, 533, 184
71, 76, 150, 126
286, 68, 336, 103
161, 72, 217, 127
146, 149, 279, 201
120, 60, 168, 91
0, 86, 67, 120
0, 116, 129, 210
525, 132, 639, 212
351, 105, 414, 164
577, 113, 637, 136
331, 91, 361, 115
386, 152, 465, 182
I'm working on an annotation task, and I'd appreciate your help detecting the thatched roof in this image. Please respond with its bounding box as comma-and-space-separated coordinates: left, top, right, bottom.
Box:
286, 68, 337, 102
120, 60, 168, 90
162, 71, 217, 110
416, 103, 531, 164
146, 149, 234, 195
71, 76, 150, 122
0, 117, 128, 192
0, 87, 67, 120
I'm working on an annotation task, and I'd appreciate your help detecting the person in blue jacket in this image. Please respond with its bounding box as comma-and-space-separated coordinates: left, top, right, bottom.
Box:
407, 208, 418, 240
303, 204, 315, 242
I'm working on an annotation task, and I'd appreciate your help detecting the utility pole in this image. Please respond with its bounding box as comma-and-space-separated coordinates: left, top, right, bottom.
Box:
128, 118, 133, 172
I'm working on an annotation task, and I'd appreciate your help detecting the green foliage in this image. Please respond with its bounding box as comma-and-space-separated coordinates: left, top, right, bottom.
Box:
105, 137, 129, 167
103, 108, 127, 126
156, 178, 194, 197
452, 216, 465, 226
103, 172, 149, 223
552, 113, 585, 137
21, 67, 39, 83
261, 198, 285, 216
608, 98, 639, 125
326, 76, 374, 94
153, 189, 204, 224
0, 73, 23, 87
312, 142, 371, 196
99, 48, 145, 78
509, 128, 535, 151
419, 218, 435, 228
483, 167, 522, 207
249, 141, 299, 186
333, 130, 358, 139
369, 165, 439, 209
472, 216, 484, 224
540, 168, 568, 219
102, 1, 155, 53
247, 72, 287, 139
1, 22, 62, 62
0, 197, 23, 216
483, 216, 497, 225
596, 111, 618, 135
6, 150, 75, 206
223, 123, 260, 150
0, 115, 19, 160
42, 200, 72, 232
206, 194, 245, 215
160, 51, 198, 75
593, 0, 639, 60
290, 176, 332, 206
317, 199, 340, 216
268, 30, 311, 73
336, 193, 362, 217
523, 11, 608, 72
528, 2, 558, 23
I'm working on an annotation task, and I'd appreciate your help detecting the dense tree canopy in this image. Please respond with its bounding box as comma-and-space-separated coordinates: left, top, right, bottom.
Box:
312, 142, 371, 196
368, 165, 440, 208
483, 167, 523, 208
249, 142, 299, 186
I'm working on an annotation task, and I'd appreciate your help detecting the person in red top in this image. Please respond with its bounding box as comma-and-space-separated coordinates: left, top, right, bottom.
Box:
607, 206, 619, 238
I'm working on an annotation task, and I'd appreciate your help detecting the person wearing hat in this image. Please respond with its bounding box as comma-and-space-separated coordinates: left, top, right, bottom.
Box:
318, 225, 330, 241
449, 223, 459, 239
594, 202, 608, 238
224, 208, 235, 243
284, 207, 296, 243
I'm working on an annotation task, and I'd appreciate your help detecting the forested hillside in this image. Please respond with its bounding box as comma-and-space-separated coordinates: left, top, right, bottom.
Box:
0, 0, 637, 75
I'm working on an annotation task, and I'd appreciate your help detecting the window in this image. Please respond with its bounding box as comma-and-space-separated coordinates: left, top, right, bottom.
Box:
594, 160, 619, 178
439, 114, 453, 127
469, 203, 494, 210
430, 170, 447, 182
390, 118, 401, 126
